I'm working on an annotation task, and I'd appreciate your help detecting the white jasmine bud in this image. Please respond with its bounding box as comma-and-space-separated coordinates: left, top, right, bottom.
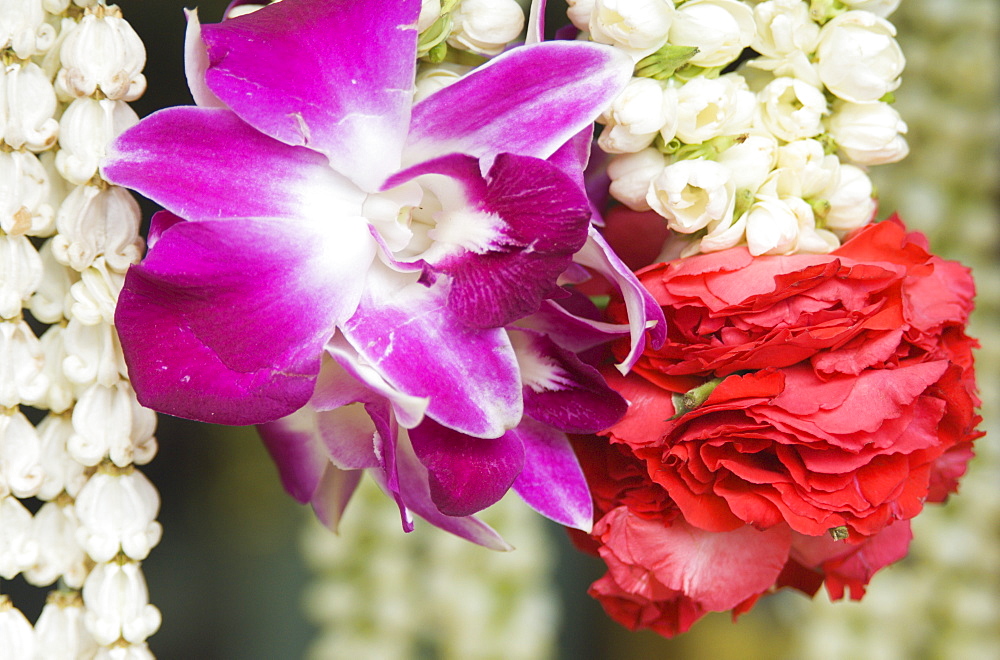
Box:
599, 77, 676, 153
34, 591, 99, 659
566, 0, 596, 31
840, 0, 900, 18
745, 196, 801, 255
0, 598, 35, 660
823, 163, 876, 231
418, 0, 442, 33
57, 98, 139, 186
75, 465, 161, 563
647, 158, 735, 233
608, 148, 666, 211
27, 500, 90, 588
63, 317, 126, 389
675, 74, 755, 143
776, 138, 841, 197
37, 324, 77, 414
0, 495, 38, 579
669, 0, 755, 68
94, 643, 156, 660
790, 196, 839, 253
0, 0, 56, 59
589, 0, 675, 58
69, 381, 157, 468
414, 62, 472, 103
0, 408, 43, 498
29, 238, 77, 324
827, 100, 908, 166
815, 11, 904, 103
755, 77, 828, 142
36, 412, 88, 499
0, 150, 56, 237
53, 184, 143, 273
716, 134, 778, 192
69, 258, 125, 327
0, 232, 42, 319
1, 60, 59, 151
56, 7, 147, 102
0, 320, 48, 409
448, 0, 525, 57
82, 560, 161, 645
699, 207, 747, 253
752, 0, 820, 58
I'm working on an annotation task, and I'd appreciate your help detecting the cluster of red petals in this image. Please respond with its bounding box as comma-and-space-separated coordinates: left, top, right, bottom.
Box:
576, 217, 981, 637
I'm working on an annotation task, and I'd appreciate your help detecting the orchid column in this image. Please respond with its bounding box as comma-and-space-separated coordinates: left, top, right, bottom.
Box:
0, 1, 159, 656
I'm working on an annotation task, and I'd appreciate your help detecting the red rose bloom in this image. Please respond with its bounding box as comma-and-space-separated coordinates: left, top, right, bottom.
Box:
579, 218, 981, 636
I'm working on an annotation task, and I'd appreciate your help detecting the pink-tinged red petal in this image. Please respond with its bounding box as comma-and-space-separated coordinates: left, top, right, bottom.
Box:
406, 41, 632, 165
576, 227, 667, 372
409, 418, 525, 517
509, 328, 627, 433
116, 216, 375, 425
511, 417, 594, 530
340, 265, 522, 438
199, 0, 419, 190
104, 107, 364, 223
182, 10, 225, 108
387, 152, 592, 328
369, 433, 513, 550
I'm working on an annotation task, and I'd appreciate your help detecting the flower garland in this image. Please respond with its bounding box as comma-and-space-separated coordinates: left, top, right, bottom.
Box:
1, 0, 159, 656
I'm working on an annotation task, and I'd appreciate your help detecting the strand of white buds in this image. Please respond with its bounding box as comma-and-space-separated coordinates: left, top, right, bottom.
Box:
0, 1, 158, 656
585, 0, 907, 257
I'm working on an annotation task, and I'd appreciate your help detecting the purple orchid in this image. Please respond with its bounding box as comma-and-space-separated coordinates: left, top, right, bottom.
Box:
104, 0, 662, 543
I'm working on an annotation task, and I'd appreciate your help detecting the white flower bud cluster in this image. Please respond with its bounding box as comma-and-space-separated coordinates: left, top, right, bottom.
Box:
0, 1, 158, 656
302, 478, 559, 659
579, 0, 908, 256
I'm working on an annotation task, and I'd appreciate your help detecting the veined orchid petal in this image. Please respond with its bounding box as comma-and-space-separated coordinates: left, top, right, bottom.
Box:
200, 0, 420, 190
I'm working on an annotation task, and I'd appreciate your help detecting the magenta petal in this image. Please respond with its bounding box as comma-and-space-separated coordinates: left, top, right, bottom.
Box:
406, 41, 631, 165
200, 0, 419, 190
387, 152, 591, 328
116, 217, 375, 424
511, 417, 593, 531
340, 266, 522, 438
369, 434, 512, 550
509, 328, 627, 433
104, 107, 363, 223
183, 10, 225, 108
575, 227, 667, 371
258, 407, 329, 503
519, 299, 631, 354
310, 466, 363, 533
409, 418, 525, 517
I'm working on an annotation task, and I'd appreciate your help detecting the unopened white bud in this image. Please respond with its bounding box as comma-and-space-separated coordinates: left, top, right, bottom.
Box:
699, 208, 747, 253
776, 139, 841, 198
790, 197, 839, 253
0, 232, 42, 319
0, 495, 38, 579
56, 7, 147, 101
599, 77, 676, 153
647, 158, 735, 233
63, 316, 126, 389
82, 560, 161, 645
57, 98, 140, 185
717, 134, 778, 192
27, 500, 90, 588
36, 412, 89, 499
0, 150, 56, 237
0, 0, 56, 58
745, 196, 801, 255
53, 184, 143, 273
840, 0, 900, 18
828, 100, 908, 166
94, 642, 156, 660
36, 324, 77, 414
414, 62, 472, 103
823, 163, 876, 232
29, 238, 77, 324
418, 0, 442, 33
69, 381, 157, 468
1, 60, 59, 151
34, 591, 99, 659
448, 0, 525, 56
755, 77, 828, 142
815, 11, 904, 103
69, 258, 125, 326
747, 0, 821, 86
0, 320, 48, 409
675, 74, 754, 143
566, 0, 596, 31
0, 408, 43, 498
590, 0, 675, 57
76, 466, 161, 563
669, 0, 755, 68
608, 148, 666, 211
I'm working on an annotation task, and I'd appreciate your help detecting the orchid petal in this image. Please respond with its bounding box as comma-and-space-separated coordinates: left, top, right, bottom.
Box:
340, 265, 522, 438
406, 41, 632, 165
518, 299, 631, 353
116, 216, 375, 424
575, 227, 667, 372
369, 432, 512, 550
386, 152, 591, 328
512, 417, 594, 531
509, 328, 627, 433
199, 0, 420, 190
409, 418, 525, 517
183, 9, 225, 108
311, 466, 363, 533
104, 107, 364, 223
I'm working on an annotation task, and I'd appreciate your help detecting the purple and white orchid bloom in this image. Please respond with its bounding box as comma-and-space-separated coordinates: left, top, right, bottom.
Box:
103, 0, 658, 541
